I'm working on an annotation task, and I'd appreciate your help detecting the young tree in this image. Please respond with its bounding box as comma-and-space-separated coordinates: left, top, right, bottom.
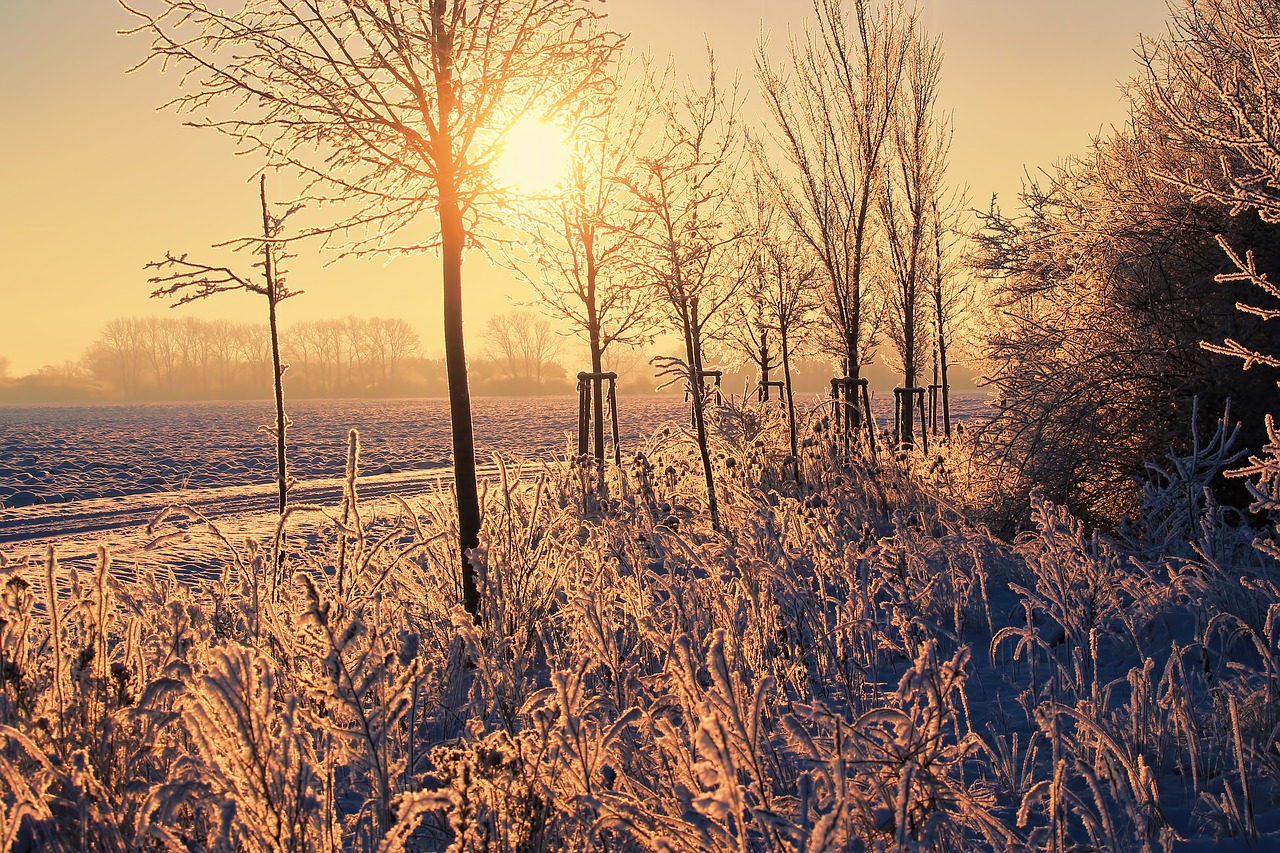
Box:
927, 195, 974, 439
511, 79, 656, 468
147, 175, 301, 514
122, 0, 621, 614
880, 23, 947, 448
737, 171, 818, 470
624, 60, 746, 531
757, 0, 914, 437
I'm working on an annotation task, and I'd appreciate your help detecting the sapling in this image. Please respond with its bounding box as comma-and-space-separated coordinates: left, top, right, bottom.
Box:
147, 175, 303, 516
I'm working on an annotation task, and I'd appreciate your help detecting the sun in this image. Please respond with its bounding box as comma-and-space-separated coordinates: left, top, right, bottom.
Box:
496, 116, 571, 196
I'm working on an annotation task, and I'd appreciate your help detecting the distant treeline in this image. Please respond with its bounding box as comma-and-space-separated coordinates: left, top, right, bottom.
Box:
0, 316, 581, 404
0, 315, 980, 405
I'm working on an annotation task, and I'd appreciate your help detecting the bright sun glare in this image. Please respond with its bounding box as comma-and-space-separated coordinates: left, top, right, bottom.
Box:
496, 117, 570, 196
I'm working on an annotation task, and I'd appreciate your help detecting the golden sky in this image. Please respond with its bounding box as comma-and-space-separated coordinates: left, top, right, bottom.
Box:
0, 0, 1169, 377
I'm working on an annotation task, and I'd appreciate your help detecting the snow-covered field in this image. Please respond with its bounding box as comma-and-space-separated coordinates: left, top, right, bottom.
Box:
0, 391, 991, 555
0, 395, 698, 508
4, 388, 1280, 851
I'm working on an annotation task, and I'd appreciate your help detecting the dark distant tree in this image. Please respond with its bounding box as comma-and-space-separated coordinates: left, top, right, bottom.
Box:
757, 0, 915, 434
140, 316, 183, 397
123, 0, 622, 617
369, 317, 422, 392
147, 176, 302, 514
205, 319, 234, 393
624, 59, 747, 532
511, 77, 657, 468
86, 318, 148, 398
175, 316, 214, 395
281, 322, 320, 397
0, 355, 11, 381
481, 310, 566, 387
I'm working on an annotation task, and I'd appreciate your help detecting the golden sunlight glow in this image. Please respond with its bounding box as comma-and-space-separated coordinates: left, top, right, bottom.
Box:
496, 117, 570, 196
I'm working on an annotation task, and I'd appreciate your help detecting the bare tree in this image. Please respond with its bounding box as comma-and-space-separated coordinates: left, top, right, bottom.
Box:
737, 170, 818, 471
511, 76, 656, 468
313, 320, 348, 395
928, 194, 974, 439
1140, 0, 1280, 222
1140, 0, 1280, 367
147, 175, 302, 514
373, 317, 422, 392
624, 59, 747, 532
122, 0, 621, 616
757, 0, 914, 436
880, 22, 947, 447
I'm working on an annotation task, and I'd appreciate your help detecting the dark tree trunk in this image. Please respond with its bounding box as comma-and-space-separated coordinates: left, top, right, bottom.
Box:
939, 327, 952, 439
780, 324, 800, 483
902, 300, 917, 449
441, 200, 481, 616
685, 302, 720, 532
759, 328, 771, 401
432, 7, 480, 616
585, 235, 605, 469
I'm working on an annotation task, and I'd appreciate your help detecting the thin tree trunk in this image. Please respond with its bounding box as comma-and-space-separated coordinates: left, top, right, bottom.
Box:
780, 325, 800, 483
260, 177, 288, 516
902, 301, 916, 449
933, 206, 952, 439
433, 7, 481, 616
939, 326, 951, 439
760, 328, 771, 401
586, 249, 606, 469
590, 337, 605, 464
684, 304, 719, 532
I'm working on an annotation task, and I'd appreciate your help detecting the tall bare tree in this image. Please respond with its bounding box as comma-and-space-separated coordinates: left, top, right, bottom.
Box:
737, 170, 818, 470
880, 22, 947, 447
757, 0, 914, 435
86, 319, 148, 398
624, 59, 746, 531
123, 0, 621, 614
928, 194, 973, 439
511, 78, 656, 467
